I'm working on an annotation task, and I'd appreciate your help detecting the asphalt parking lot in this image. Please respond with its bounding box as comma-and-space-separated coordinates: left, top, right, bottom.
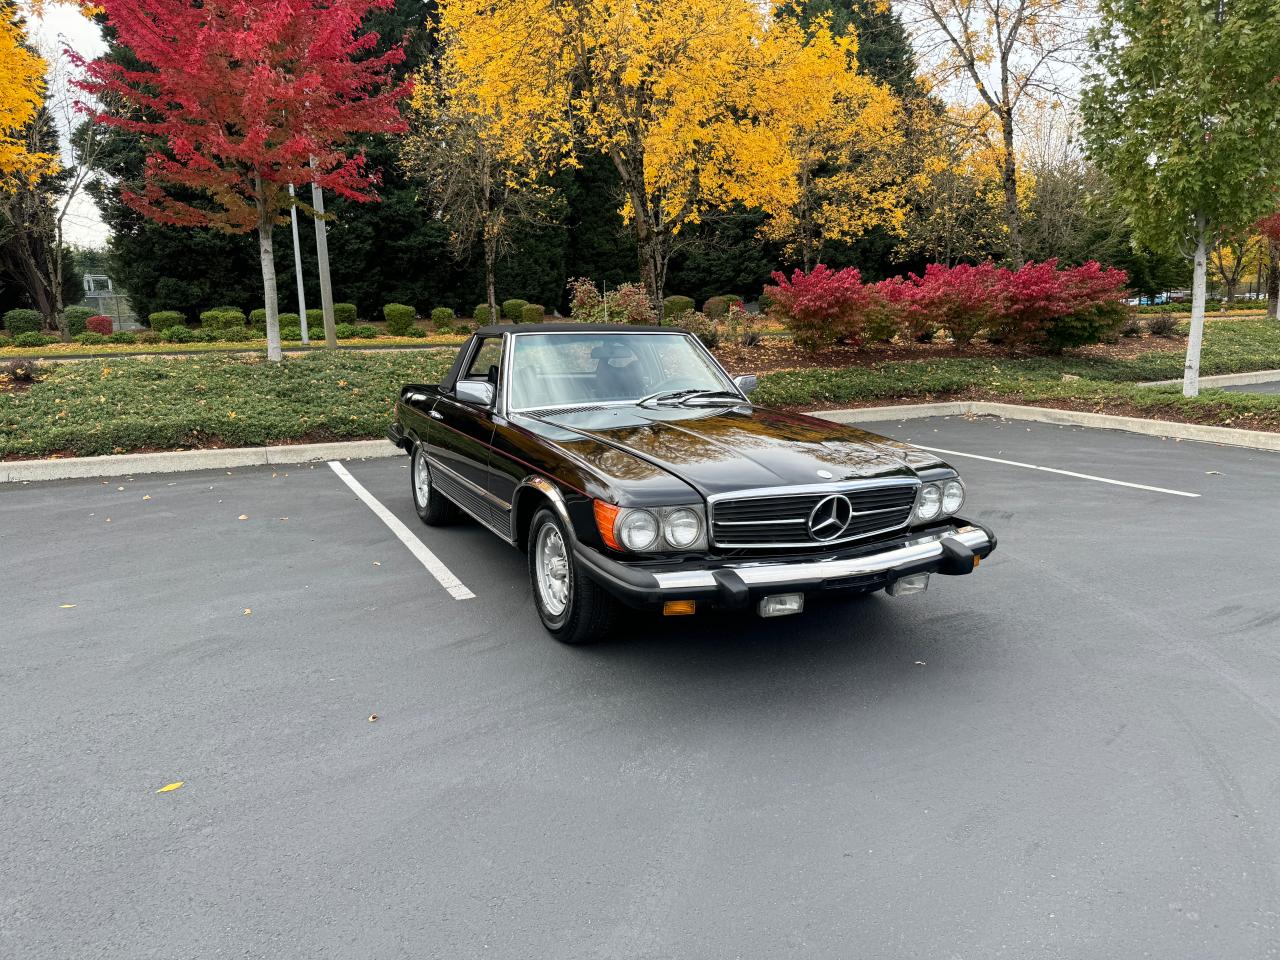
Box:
1223, 378, 1280, 395
5, 415, 1280, 960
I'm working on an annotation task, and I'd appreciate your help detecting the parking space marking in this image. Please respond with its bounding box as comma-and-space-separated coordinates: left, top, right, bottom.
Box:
327, 461, 476, 599
913, 445, 1202, 498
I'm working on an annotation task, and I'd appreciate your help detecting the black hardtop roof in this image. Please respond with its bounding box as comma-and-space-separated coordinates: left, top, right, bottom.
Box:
472, 322, 684, 337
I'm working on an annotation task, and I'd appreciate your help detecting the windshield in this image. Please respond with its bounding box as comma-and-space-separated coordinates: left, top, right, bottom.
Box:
508, 332, 738, 410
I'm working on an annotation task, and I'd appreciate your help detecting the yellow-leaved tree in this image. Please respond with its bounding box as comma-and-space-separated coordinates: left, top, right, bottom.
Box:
437, 0, 905, 305
0, 5, 57, 192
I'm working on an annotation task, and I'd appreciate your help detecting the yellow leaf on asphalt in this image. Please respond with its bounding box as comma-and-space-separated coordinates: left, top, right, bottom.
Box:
60, 604, 76, 609
243, 608, 252, 616
142, 495, 151, 501
156, 781, 184, 793
238, 514, 249, 520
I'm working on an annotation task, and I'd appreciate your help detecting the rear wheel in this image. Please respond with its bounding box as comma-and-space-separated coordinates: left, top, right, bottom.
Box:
411, 444, 459, 525
528, 506, 618, 645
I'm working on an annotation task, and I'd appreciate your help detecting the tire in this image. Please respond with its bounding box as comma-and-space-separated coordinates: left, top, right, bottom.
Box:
411, 443, 459, 525
528, 506, 618, 645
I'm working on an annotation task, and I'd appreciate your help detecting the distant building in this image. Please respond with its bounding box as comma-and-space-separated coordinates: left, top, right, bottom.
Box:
81, 274, 140, 329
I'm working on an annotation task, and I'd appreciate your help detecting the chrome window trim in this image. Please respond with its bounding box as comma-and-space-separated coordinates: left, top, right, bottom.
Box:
501, 328, 746, 414
707, 477, 921, 549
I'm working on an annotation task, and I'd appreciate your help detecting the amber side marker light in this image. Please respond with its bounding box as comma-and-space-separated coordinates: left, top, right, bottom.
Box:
593, 500, 621, 551
973, 555, 981, 568
664, 600, 697, 616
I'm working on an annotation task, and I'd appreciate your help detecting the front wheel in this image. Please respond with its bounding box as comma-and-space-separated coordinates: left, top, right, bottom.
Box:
411, 444, 459, 525
528, 507, 618, 645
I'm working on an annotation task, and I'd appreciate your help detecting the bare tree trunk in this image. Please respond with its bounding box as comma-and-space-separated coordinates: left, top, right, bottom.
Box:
999, 111, 1024, 267
1184, 214, 1209, 398
1266, 238, 1279, 321
484, 228, 498, 321
256, 179, 283, 364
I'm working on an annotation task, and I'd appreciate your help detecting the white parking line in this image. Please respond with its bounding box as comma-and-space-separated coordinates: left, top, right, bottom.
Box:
913, 446, 1202, 499
327, 461, 476, 599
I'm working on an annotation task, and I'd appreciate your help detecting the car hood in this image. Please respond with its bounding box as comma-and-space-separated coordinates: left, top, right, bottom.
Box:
523, 402, 946, 498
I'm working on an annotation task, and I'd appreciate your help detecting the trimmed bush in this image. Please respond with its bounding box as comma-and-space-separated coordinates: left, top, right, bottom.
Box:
430, 307, 456, 325
87, 315, 115, 336
149, 310, 184, 331
353, 325, 378, 339
306, 309, 324, 328
75, 331, 109, 345
521, 304, 545, 324
64, 306, 95, 336
200, 308, 246, 330
502, 298, 528, 321
333, 323, 357, 339
14, 331, 51, 347
4, 309, 43, 336
278, 322, 302, 341
250, 308, 268, 327
663, 295, 695, 320
107, 331, 137, 345
474, 304, 492, 322
384, 303, 417, 336
334, 303, 358, 324
161, 325, 195, 343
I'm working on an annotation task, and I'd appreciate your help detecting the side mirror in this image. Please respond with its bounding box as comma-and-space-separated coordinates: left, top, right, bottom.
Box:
455, 379, 495, 407
733, 374, 758, 396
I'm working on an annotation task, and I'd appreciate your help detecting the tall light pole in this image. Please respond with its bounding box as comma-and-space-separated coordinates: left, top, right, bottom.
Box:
309, 156, 337, 348
287, 184, 309, 345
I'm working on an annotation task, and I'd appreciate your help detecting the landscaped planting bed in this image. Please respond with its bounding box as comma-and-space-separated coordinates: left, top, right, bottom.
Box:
3, 317, 1280, 461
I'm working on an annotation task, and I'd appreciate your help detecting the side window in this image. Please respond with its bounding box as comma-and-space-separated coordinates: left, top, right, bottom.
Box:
462, 338, 504, 386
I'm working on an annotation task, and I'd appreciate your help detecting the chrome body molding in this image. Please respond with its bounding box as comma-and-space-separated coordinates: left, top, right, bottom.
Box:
651, 526, 992, 590
425, 454, 517, 545
513, 475, 573, 529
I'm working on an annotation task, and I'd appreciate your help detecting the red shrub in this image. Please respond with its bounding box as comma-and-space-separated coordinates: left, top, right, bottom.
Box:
994, 260, 1129, 350
86, 315, 114, 335
765, 265, 872, 351
912, 262, 1003, 346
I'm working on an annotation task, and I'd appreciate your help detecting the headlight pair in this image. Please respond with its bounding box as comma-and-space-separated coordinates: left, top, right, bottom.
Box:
913, 479, 965, 523
595, 501, 706, 552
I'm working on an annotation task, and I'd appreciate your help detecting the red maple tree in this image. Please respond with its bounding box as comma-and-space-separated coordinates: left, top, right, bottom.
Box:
75, 0, 409, 359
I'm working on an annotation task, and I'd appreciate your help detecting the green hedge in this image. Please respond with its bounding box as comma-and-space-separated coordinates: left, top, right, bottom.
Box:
200, 308, 247, 330
249, 308, 268, 327
703, 295, 740, 319
521, 304, 545, 324
430, 307, 455, 324
75, 331, 109, 345
149, 310, 185, 330
334, 303, 358, 324
474, 304, 492, 322
14, 331, 52, 347
384, 303, 417, 336
4, 309, 43, 336
64, 306, 95, 336
502, 298, 528, 321
663, 296, 695, 320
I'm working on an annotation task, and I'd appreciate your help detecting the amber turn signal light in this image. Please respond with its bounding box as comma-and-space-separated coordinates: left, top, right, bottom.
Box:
663, 600, 697, 616
593, 500, 621, 551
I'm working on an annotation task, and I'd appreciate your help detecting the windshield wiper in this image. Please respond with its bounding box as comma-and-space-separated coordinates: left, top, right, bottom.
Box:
638, 389, 744, 408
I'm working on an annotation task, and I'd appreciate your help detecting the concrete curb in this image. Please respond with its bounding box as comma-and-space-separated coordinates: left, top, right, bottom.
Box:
817, 401, 1280, 453
1, 439, 401, 483
1138, 368, 1280, 389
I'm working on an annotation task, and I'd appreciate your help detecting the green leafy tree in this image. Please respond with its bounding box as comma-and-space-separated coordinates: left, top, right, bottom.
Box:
1083, 0, 1280, 395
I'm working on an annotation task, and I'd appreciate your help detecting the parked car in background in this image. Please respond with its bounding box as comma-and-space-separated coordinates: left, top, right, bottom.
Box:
389, 324, 997, 643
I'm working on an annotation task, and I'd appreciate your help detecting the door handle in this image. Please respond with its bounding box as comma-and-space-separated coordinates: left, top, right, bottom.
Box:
429, 410, 444, 420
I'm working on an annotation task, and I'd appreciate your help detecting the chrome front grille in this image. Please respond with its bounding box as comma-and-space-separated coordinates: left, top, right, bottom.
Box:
709, 480, 919, 548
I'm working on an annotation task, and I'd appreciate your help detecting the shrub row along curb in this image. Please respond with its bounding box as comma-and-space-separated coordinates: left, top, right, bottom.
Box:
817, 402, 1280, 452
7, 401, 1280, 484
1, 439, 401, 483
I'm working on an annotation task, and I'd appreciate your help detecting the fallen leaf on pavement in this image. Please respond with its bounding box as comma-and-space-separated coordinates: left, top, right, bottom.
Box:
372, 561, 381, 566
368, 714, 379, 722
142, 495, 152, 501
156, 781, 184, 793
1206, 471, 1223, 475
238, 514, 249, 520
243, 608, 252, 616
60, 604, 76, 609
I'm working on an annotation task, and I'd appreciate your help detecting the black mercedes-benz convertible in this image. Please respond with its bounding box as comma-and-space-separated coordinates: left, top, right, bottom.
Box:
389, 323, 996, 643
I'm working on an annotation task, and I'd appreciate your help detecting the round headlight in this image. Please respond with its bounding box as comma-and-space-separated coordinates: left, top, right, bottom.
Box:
915, 484, 942, 522
941, 479, 965, 515
618, 510, 659, 551
662, 508, 702, 549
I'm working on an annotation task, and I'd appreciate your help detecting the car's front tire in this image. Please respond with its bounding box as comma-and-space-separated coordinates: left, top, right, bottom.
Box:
411, 443, 459, 526
528, 506, 618, 645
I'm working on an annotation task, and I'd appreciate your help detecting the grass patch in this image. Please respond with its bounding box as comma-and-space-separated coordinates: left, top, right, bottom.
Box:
1, 350, 454, 459
0, 334, 468, 360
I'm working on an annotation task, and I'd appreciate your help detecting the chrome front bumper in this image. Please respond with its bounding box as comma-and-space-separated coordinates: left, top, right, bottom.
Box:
573, 522, 996, 610
651, 525, 993, 590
